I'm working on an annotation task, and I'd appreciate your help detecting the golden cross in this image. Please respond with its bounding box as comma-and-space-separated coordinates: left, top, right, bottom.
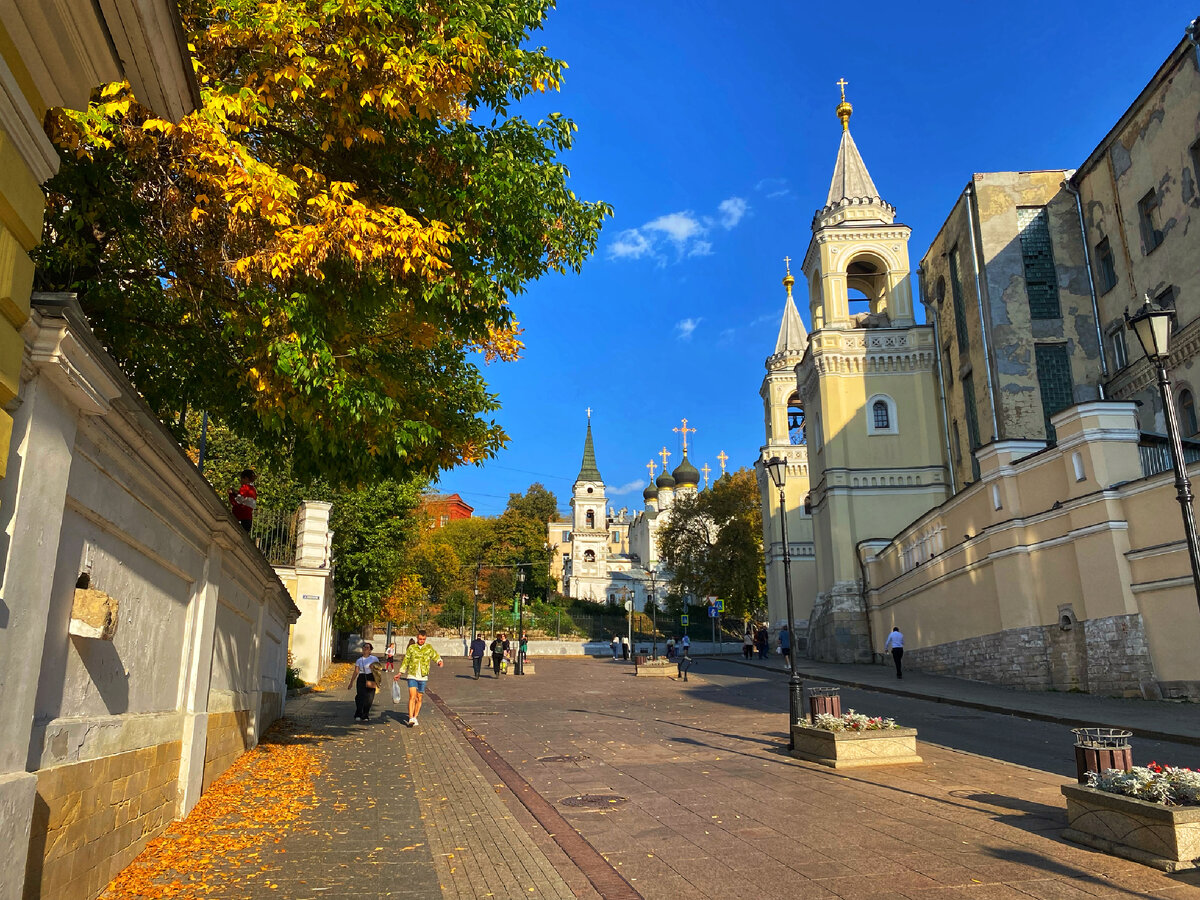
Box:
717, 450, 728, 474
837, 77, 848, 101
701, 463, 711, 487
658, 446, 671, 470
586, 406, 591, 419
783, 255, 792, 276
672, 418, 697, 454
646, 460, 657, 480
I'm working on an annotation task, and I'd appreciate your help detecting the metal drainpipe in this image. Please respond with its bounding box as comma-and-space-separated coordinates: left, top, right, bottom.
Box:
920, 263, 957, 496
1064, 176, 1109, 395
965, 183, 1001, 440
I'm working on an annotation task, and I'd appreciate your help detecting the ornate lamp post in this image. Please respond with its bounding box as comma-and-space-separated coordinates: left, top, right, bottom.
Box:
1127, 297, 1200, 614
646, 570, 660, 659
765, 455, 803, 749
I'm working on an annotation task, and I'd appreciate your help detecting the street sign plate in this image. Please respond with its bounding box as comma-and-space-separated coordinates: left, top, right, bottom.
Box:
707, 606, 718, 618
680, 615, 689, 625
624, 600, 633, 611
715, 599, 725, 612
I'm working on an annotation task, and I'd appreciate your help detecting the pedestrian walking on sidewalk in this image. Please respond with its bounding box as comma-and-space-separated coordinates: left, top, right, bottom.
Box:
884, 627, 904, 678
347, 642, 380, 720
621, 636, 630, 660
610, 635, 619, 660
666, 637, 675, 660
778, 625, 792, 670
742, 629, 753, 660
754, 626, 768, 660
385, 641, 396, 672
490, 633, 507, 676
469, 634, 486, 679
396, 630, 442, 727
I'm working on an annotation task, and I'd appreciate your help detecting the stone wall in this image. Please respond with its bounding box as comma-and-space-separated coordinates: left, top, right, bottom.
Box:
202, 712, 254, 793
0, 298, 301, 900
806, 585, 872, 664
905, 614, 1154, 697
24, 742, 181, 900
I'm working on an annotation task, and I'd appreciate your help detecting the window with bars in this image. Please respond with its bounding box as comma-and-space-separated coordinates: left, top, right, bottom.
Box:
872, 400, 889, 429
1095, 237, 1117, 294
1109, 328, 1128, 371
949, 248, 969, 351
962, 374, 981, 482
1016, 207, 1060, 319
1035, 343, 1073, 442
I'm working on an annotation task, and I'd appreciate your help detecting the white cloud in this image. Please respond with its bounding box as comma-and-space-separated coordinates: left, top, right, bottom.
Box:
688, 240, 713, 257
675, 317, 701, 340
718, 196, 748, 229
643, 211, 706, 247
608, 228, 654, 260
609, 479, 645, 496
755, 177, 791, 199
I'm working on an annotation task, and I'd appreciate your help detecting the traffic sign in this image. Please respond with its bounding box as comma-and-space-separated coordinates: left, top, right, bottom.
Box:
707, 606, 719, 618
715, 599, 725, 612
680, 615, 689, 626
624, 599, 633, 611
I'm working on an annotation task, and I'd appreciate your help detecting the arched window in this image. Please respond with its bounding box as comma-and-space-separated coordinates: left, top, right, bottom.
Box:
872, 400, 890, 429
1181, 390, 1198, 438
584, 549, 596, 562
585, 509, 595, 529
866, 394, 899, 436
787, 393, 805, 445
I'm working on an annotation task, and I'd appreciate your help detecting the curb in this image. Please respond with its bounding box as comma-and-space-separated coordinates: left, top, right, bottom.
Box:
706, 656, 1200, 748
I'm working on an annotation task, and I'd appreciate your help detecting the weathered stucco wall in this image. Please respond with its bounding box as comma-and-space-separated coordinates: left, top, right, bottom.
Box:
863, 402, 1200, 698
1, 298, 300, 900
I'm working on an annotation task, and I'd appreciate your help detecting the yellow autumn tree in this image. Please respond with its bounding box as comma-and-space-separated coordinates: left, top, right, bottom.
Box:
37, 0, 610, 485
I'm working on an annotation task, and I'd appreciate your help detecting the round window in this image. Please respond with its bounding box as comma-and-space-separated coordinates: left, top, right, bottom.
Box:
586, 487, 593, 494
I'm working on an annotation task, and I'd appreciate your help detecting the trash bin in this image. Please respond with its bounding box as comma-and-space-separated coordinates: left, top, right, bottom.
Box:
634, 655, 648, 666
808, 686, 842, 722
1071, 727, 1132, 784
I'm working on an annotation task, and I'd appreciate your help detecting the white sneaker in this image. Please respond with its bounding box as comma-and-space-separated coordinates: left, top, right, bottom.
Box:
409, 717, 418, 728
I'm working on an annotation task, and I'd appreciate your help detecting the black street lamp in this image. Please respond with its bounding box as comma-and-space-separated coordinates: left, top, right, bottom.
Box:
1127, 296, 1200, 615
516, 565, 527, 675
646, 570, 660, 659
765, 455, 803, 749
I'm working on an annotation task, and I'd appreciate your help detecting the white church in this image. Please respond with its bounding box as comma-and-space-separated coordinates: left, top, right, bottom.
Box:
547, 414, 709, 610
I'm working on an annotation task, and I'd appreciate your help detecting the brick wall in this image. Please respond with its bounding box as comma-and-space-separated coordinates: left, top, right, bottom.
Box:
24, 741, 181, 900
905, 614, 1154, 697
203, 711, 253, 792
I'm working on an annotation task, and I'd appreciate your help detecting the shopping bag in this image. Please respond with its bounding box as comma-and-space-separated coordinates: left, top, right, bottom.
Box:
391, 678, 403, 704
500, 658, 508, 675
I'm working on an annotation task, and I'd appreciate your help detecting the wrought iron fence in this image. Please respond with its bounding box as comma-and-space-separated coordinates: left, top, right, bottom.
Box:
1137, 432, 1200, 479
251, 506, 299, 567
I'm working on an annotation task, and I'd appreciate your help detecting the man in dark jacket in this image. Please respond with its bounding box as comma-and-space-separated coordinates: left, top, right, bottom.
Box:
470, 634, 487, 679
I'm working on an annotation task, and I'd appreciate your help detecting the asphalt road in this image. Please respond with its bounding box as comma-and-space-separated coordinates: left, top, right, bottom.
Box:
695, 657, 1200, 777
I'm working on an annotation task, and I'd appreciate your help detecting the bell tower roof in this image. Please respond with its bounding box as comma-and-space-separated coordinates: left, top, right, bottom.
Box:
813, 80, 895, 229
576, 415, 602, 484
775, 259, 808, 354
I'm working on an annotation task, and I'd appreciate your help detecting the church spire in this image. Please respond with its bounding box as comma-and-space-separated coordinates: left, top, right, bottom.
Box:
775, 256, 808, 354
576, 414, 602, 483
815, 79, 895, 229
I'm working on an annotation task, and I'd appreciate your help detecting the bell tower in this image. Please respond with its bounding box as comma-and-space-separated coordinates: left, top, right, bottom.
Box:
756, 263, 818, 643
797, 83, 950, 662
568, 411, 610, 600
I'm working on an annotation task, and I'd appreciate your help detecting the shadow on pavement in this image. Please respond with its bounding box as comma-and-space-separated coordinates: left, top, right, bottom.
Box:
984, 846, 1180, 900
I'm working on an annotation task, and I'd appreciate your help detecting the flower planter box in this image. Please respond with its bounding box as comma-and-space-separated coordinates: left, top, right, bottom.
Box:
635, 661, 675, 677
1061, 784, 1200, 872
790, 723, 921, 769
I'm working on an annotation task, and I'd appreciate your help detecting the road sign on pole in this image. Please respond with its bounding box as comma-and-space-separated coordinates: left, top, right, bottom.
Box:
715, 599, 725, 612
680, 614, 689, 626
707, 605, 719, 618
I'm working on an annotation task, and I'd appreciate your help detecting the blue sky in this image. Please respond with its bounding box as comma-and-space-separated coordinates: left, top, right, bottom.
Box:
437, 0, 1193, 516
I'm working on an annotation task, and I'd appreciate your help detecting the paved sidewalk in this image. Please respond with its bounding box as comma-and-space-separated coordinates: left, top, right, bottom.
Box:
712, 654, 1200, 744
433, 656, 1200, 900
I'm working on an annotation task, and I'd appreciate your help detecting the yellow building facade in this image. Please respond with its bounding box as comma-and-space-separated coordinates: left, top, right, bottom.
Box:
0, 4, 196, 478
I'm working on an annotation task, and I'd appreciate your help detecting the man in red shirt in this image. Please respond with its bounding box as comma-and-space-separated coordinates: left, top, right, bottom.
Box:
229, 469, 257, 531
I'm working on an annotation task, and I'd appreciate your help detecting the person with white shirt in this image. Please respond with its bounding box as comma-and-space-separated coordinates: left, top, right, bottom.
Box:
883, 627, 904, 679
347, 642, 381, 720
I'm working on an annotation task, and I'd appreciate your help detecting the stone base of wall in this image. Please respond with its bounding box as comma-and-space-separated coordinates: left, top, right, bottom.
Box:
203, 711, 253, 792
24, 741, 181, 900
905, 613, 1156, 697
807, 583, 871, 664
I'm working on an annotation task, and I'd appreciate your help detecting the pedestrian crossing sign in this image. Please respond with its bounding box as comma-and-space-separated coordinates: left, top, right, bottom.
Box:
715, 599, 725, 612
680, 615, 689, 626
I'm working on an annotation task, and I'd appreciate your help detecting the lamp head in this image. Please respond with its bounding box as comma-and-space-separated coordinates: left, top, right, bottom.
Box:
1126, 293, 1173, 363
765, 456, 787, 489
